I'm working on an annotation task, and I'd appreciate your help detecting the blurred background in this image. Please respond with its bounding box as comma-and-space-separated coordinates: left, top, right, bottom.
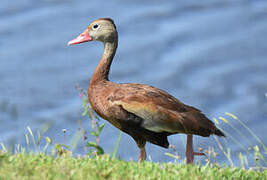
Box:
0, 0, 266, 166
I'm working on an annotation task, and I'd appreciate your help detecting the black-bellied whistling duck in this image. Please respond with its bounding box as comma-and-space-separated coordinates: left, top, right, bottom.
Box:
68, 18, 225, 164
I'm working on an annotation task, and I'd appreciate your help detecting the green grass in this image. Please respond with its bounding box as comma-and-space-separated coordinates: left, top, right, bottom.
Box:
0, 153, 266, 180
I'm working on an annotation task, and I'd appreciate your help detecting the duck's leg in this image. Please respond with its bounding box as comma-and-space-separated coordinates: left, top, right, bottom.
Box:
136, 139, 146, 162
139, 147, 147, 162
186, 134, 194, 164
186, 135, 206, 164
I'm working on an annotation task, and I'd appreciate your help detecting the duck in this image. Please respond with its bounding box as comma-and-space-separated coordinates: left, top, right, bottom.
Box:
68, 18, 225, 164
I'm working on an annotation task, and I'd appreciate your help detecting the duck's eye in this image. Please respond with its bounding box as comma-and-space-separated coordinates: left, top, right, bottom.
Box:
92, 24, 99, 30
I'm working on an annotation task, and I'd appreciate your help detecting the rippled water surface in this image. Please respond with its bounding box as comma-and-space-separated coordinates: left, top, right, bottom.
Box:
1, 0, 266, 166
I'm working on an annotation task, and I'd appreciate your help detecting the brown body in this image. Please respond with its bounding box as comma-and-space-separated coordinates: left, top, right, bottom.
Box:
88, 80, 223, 148
69, 18, 224, 163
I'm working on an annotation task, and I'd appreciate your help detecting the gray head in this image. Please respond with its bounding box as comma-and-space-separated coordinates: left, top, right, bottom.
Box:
68, 18, 117, 45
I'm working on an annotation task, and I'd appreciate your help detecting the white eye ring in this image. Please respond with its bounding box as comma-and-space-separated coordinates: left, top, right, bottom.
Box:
92, 24, 100, 30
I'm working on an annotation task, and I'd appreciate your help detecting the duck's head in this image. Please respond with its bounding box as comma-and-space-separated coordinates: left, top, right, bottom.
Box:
68, 18, 117, 46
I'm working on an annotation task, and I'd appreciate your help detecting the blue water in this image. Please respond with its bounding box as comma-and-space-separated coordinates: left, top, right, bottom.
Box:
0, 0, 266, 167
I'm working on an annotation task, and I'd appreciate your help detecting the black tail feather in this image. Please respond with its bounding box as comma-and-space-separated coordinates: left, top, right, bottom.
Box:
214, 128, 225, 137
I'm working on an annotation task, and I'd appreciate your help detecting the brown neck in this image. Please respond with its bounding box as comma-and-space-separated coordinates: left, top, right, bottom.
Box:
90, 39, 118, 85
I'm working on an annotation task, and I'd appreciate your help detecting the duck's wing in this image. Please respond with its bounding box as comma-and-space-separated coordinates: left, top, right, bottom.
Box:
108, 83, 224, 137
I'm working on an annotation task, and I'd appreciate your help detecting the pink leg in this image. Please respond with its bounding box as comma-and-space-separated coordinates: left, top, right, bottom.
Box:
139, 147, 146, 162
186, 134, 194, 164
186, 135, 206, 164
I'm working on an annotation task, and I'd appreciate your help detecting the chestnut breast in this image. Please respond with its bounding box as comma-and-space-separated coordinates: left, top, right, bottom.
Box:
88, 81, 126, 129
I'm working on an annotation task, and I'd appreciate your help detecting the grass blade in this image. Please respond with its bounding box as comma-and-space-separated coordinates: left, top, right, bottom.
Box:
27, 126, 36, 148
112, 131, 122, 160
